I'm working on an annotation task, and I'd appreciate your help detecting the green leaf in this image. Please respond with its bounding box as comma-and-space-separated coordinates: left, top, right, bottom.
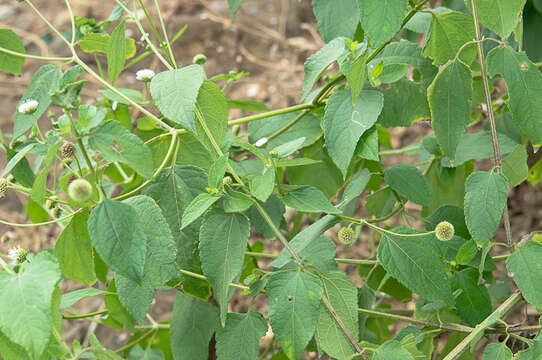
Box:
314, 271, 359, 360
31, 143, 59, 205
450, 131, 518, 166
384, 164, 430, 206
482, 343, 513, 360
502, 145, 529, 187
377, 229, 454, 305
506, 241, 542, 308
150, 65, 205, 133
107, 20, 126, 84
199, 209, 250, 325
451, 268, 492, 327
89, 334, 124, 360
13, 65, 62, 140
170, 292, 218, 360
365, 187, 397, 218
301, 38, 347, 101
357, 0, 408, 46
379, 79, 430, 127
0, 252, 60, 359
467, 0, 526, 39
267, 271, 324, 360
342, 168, 371, 207
54, 210, 96, 285
226, 99, 269, 112
464, 171, 509, 244
346, 53, 367, 106
208, 154, 229, 189
516, 326, 542, 359
423, 11, 476, 66
311, 0, 359, 43
79, 33, 136, 58
323, 90, 384, 177
486, 46, 542, 144
88, 199, 146, 284
249, 166, 275, 202
428, 59, 473, 160
89, 120, 154, 178
374, 340, 415, 360
2, 144, 35, 178
0, 29, 25, 75
215, 311, 268, 360
280, 186, 340, 214
116, 274, 154, 324
128, 346, 165, 360
227, 0, 243, 19
60, 289, 108, 309
181, 193, 221, 230
355, 127, 379, 161
195, 81, 228, 154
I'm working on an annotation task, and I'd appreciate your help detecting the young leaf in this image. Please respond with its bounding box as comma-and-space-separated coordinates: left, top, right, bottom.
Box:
150, 65, 205, 133
384, 164, 431, 206
199, 209, 250, 326
195, 80, 228, 154
181, 193, 221, 230
301, 38, 347, 101
502, 145, 529, 187
79, 33, 136, 58
506, 241, 542, 309
482, 342, 513, 360
323, 90, 384, 177
314, 271, 359, 360
249, 166, 275, 202
0, 252, 60, 359
89, 120, 154, 179
428, 59, 473, 160
54, 210, 96, 285
464, 171, 509, 244
486, 46, 542, 145
215, 311, 268, 360
107, 20, 127, 84
0, 29, 25, 75
208, 154, 229, 189
227, 0, 243, 19
60, 289, 108, 310
311, 0, 359, 43
170, 292, 218, 360
467, 0, 526, 39
357, 0, 408, 46
280, 186, 340, 214
267, 271, 324, 360
377, 229, 454, 305
374, 340, 414, 360
423, 11, 476, 66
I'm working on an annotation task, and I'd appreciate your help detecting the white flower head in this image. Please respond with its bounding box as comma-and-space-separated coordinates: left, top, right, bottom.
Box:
112, 101, 118, 111
255, 137, 268, 147
136, 69, 155, 82
8, 245, 28, 264
18, 99, 39, 115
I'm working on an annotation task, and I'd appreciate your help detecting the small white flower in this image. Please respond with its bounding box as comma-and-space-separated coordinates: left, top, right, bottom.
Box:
112, 101, 118, 111
255, 137, 268, 147
18, 99, 39, 115
140, 33, 149, 42
136, 69, 155, 82
8, 245, 28, 264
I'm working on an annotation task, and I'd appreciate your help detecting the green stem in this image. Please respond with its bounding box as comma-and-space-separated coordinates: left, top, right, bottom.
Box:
228, 103, 313, 126
379, 145, 421, 157
267, 109, 310, 142
153, 0, 177, 67
135, 323, 170, 329
0, 46, 73, 62
63, 0, 76, 46
244, 251, 378, 265
115, 328, 155, 352
0, 210, 77, 228
179, 268, 249, 291
0, 257, 16, 276
24, 0, 71, 46
336, 214, 436, 238
63, 309, 108, 319
53, 327, 73, 356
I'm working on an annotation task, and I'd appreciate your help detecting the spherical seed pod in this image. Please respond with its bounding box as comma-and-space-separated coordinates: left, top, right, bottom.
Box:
0, 178, 8, 198
193, 53, 207, 65
8, 246, 28, 264
435, 221, 455, 241
222, 176, 233, 186
68, 178, 93, 202
338, 227, 355, 245
61, 142, 76, 159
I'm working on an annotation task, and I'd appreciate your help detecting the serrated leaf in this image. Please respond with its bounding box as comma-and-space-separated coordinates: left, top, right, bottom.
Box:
482, 342, 513, 360
450, 131, 518, 166
170, 292, 218, 360
267, 271, 324, 360
107, 20, 126, 84
150, 65, 205, 133
374, 340, 415, 360
249, 166, 275, 202
358, 0, 408, 46
128, 346, 165, 360
464, 171, 509, 244
423, 11, 476, 66
0, 29, 25, 75
311, 0, 359, 43
195, 80, 228, 154
451, 268, 492, 326
215, 311, 268, 360
0, 252, 60, 359
428, 59, 473, 160
301, 38, 347, 101
280, 186, 340, 214
378, 78, 430, 127
486, 46, 542, 144
315, 271, 359, 360
506, 241, 542, 308
467, 0, 526, 39
181, 193, 221, 230
89, 120, 154, 179
384, 164, 430, 206
89, 334, 124, 360
60, 289, 108, 309
199, 209, 250, 325
377, 229, 454, 305
502, 145, 528, 187
116, 274, 154, 324
208, 154, 229, 189
54, 210, 96, 285
323, 90, 383, 177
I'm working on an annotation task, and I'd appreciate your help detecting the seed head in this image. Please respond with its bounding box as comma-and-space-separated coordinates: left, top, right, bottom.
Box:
0, 178, 7, 198
136, 69, 155, 82
222, 176, 233, 186
61, 142, 76, 159
435, 221, 455, 241
193, 54, 207, 65
68, 178, 93, 202
8, 246, 28, 264
18, 99, 39, 115
338, 227, 355, 245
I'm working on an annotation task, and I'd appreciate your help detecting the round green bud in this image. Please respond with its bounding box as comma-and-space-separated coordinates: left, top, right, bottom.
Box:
61, 142, 76, 159
193, 53, 207, 65
435, 221, 454, 241
338, 227, 355, 245
68, 178, 93, 202
0, 178, 8, 198
222, 176, 233, 186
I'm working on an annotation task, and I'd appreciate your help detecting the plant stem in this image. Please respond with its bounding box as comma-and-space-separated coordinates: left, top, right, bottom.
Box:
0, 210, 77, 228
469, 0, 513, 246
244, 251, 378, 265
63, 309, 108, 319
179, 268, 249, 291
322, 296, 364, 353
153, 0, 177, 67
0, 46, 73, 62
0, 257, 16, 276
267, 109, 310, 142
24, 0, 71, 47
228, 103, 314, 126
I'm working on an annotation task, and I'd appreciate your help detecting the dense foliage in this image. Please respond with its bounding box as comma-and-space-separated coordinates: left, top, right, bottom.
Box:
1, 0, 542, 359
